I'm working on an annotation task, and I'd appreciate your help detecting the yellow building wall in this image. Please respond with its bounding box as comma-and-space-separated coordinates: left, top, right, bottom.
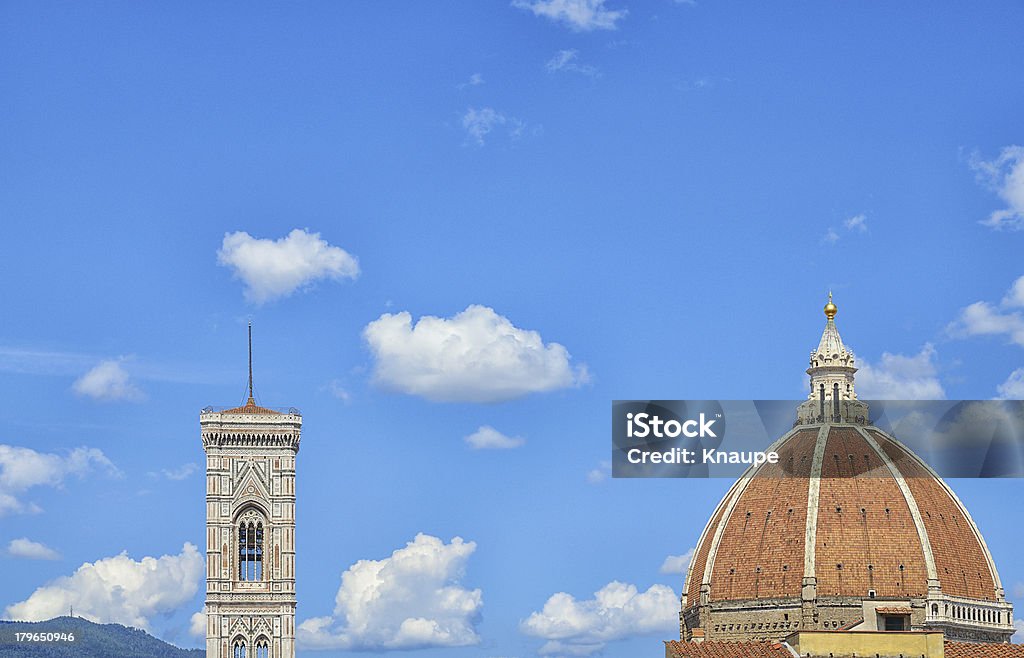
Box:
786, 630, 945, 658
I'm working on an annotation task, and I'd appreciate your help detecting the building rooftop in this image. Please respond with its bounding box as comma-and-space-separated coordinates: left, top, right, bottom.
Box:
665, 640, 793, 658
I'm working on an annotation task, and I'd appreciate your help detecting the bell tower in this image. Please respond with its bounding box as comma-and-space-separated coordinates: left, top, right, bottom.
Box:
200, 323, 301, 658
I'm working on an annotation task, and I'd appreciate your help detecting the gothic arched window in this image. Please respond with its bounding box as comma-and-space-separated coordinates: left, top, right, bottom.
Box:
255, 637, 270, 658
237, 510, 266, 581
233, 638, 247, 658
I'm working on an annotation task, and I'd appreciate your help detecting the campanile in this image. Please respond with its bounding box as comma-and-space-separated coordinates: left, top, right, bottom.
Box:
200, 324, 301, 658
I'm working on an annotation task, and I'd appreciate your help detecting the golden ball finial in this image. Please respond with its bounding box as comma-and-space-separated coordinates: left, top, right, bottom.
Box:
824, 291, 837, 319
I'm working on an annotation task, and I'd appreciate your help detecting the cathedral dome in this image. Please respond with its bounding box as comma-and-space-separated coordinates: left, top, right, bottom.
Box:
680, 297, 1013, 644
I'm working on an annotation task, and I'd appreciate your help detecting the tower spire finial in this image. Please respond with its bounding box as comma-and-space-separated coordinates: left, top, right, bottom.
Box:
824, 290, 837, 319
247, 320, 254, 405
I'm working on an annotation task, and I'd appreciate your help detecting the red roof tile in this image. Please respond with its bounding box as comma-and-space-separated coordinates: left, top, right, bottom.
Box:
665, 640, 793, 658
945, 641, 1024, 657
222, 399, 281, 415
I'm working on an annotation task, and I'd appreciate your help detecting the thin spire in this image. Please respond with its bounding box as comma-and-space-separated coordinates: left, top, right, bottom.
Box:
247, 320, 255, 405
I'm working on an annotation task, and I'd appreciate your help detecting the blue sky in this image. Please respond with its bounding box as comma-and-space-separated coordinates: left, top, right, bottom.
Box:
2, 1, 1024, 656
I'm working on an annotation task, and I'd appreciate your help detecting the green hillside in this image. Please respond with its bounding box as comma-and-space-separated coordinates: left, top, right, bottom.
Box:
0, 616, 203, 657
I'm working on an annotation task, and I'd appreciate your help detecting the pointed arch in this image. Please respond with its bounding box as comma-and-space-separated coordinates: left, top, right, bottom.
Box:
235, 505, 268, 582
254, 636, 270, 658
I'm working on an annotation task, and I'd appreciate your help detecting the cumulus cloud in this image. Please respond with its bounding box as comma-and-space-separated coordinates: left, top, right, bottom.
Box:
659, 548, 695, 575
997, 368, 1024, 399
856, 344, 945, 399
0, 445, 120, 516
297, 534, 482, 651
970, 145, 1024, 230
461, 107, 524, 146
513, 0, 627, 31
949, 275, 1024, 347
72, 360, 143, 401
1005, 276, 1024, 308
217, 229, 360, 304
545, 49, 599, 77
190, 610, 206, 638
8, 538, 60, 561
520, 581, 678, 655
3, 543, 203, 629
464, 426, 525, 450
951, 302, 1024, 346
363, 304, 588, 403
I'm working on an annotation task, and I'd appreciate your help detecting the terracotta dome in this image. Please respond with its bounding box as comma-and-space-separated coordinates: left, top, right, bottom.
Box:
680, 299, 1014, 644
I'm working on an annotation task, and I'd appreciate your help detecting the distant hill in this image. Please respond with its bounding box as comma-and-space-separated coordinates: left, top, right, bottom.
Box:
0, 616, 203, 657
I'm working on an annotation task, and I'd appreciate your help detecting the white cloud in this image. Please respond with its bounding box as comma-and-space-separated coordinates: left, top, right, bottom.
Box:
325, 379, 351, 403
659, 548, 695, 575
458, 73, 485, 89
0, 445, 120, 516
465, 426, 525, 450
217, 229, 360, 304
1004, 275, 1024, 308
0, 346, 223, 387
545, 49, 599, 77
997, 368, 1024, 399
513, 0, 627, 31
297, 533, 482, 651
949, 276, 1024, 347
461, 107, 524, 146
844, 213, 868, 232
190, 610, 206, 638
823, 213, 868, 245
856, 344, 945, 399
363, 304, 588, 403
970, 145, 1024, 230
952, 302, 1024, 346
520, 581, 678, 656
72, 360, 143, 402
462, 107, 503, 145
8, 538, 60, 561
159, 463, 198, 481
3, 543, 202, 629
0, 346, 94, 377
586, 461, 610, 484
546, 49, 577, 71
1014, 617, 1024, 642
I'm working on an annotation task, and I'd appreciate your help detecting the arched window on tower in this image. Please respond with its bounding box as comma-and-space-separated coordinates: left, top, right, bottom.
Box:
237, 510, 266, 581
233, 638, 247, 658
255, 637, 270, 658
